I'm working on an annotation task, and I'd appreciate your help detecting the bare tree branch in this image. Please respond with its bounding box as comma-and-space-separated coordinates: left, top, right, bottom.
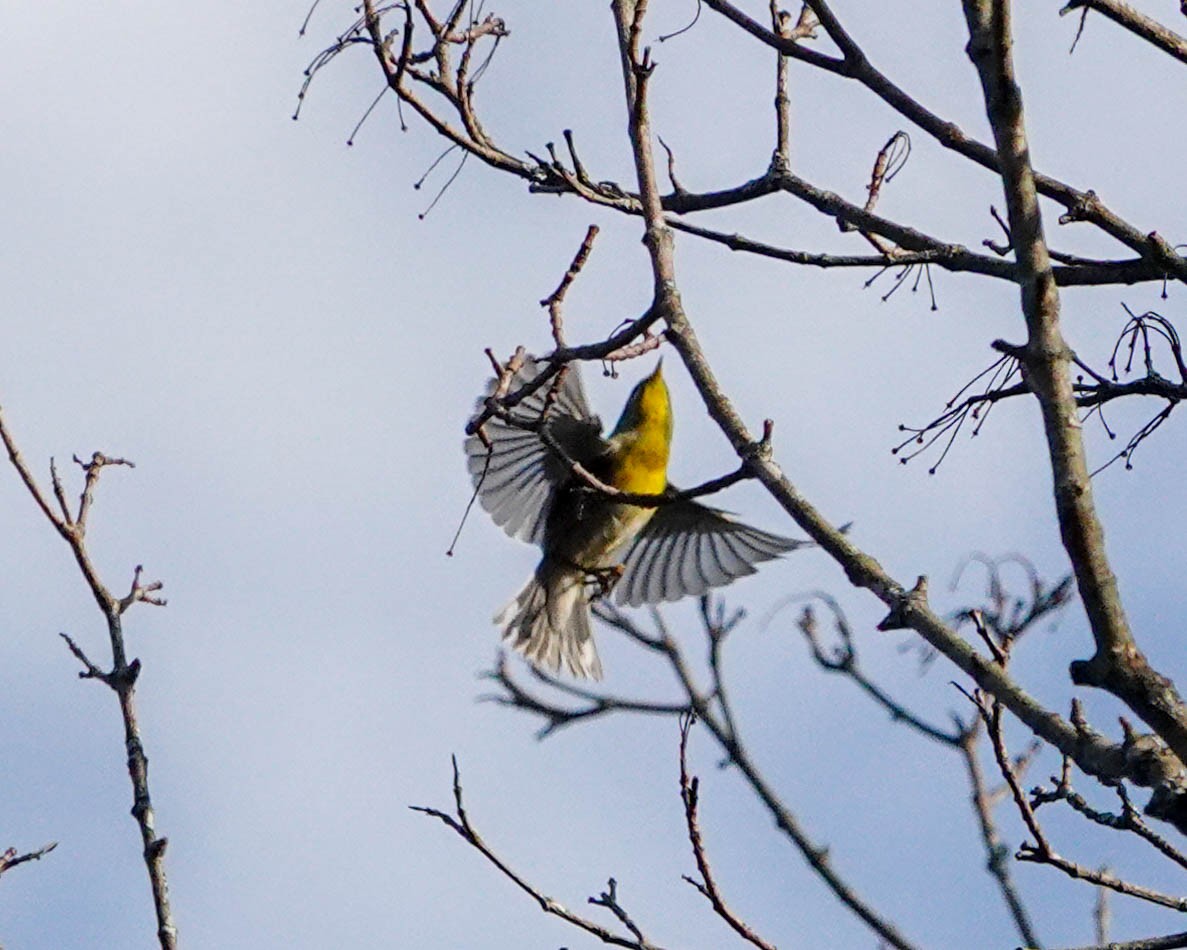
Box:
775, 594, 961, 746
0, 406, 177, 950
899, 306, 1187, 475
1016, 847, 1187, 913
678, 715, 777, 950
0, 842, 58, 881
482, 653, 692, 739
318, 2, 1187, 945
958, 728, 1042, 948
960, 0, 1187, 772
1032, 760, 1187, 872
490, 591, 920, 949
975, 687, 1187, 916
699, 0, 1187, 281
1060, 0, 1187, 65
505, 0, 1187, 835
323, 1, 1187, 296
412, 757, 669, 949
1054, 931, 1187, 950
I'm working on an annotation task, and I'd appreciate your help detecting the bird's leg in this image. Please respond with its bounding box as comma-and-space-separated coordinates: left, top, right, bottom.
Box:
584, 564, 625, 602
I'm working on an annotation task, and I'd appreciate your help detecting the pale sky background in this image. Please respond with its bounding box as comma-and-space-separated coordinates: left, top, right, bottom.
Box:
2, 2, 1186, 948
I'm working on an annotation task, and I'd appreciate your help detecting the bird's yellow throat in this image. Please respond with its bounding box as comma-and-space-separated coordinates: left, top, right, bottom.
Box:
608, 364, 672, 496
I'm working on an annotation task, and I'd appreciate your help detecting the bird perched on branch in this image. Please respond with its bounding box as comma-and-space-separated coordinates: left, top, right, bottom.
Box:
465, 356, 806, 680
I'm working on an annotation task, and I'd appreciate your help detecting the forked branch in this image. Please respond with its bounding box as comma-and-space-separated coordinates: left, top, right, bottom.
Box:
412, 756, 669, 950
0, 406, 176, 950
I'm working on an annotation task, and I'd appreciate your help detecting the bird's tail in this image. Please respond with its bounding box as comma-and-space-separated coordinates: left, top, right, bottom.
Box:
494, 562, 603, 680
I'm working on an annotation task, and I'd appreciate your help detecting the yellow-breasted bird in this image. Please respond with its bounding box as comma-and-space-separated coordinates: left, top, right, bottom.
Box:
465, 357, 806, 679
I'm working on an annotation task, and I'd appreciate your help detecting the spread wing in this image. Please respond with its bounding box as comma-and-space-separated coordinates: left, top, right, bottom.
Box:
464, 358, 605, 546
614, 498, 810, 607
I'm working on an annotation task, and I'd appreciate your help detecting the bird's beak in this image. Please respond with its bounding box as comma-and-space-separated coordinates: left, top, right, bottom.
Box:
649, 357, 664, 380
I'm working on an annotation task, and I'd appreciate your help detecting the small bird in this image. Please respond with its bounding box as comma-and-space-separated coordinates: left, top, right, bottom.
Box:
465, 356, 806, 679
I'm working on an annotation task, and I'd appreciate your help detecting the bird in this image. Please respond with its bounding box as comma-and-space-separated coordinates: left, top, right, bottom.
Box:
465, 356, 806, 680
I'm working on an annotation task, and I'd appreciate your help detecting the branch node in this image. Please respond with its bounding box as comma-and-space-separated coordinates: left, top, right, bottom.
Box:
877, 576, 929, 631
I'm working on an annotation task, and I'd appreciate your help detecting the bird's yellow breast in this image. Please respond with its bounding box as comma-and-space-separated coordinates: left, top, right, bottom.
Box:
606, 363, 673, 496
609, 428, 670, 495
543, 361, 672, 569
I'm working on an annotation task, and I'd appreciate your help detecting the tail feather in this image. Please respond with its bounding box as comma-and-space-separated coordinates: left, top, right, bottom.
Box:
495, 565, 602, 680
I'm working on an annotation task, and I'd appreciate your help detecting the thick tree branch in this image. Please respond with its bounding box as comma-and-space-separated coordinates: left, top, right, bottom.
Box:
577, 0, 1187, 837
608, 6, 920, 947
961, 0, 1187, 771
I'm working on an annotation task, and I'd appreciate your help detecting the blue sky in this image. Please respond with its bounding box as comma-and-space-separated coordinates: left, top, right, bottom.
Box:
2, 2, 1186, 948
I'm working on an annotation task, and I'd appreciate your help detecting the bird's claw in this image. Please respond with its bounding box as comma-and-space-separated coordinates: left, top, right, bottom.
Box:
585, 564, 624, 601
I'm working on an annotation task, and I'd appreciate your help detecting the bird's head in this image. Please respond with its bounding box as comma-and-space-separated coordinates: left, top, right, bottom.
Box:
611, 360, 673, 444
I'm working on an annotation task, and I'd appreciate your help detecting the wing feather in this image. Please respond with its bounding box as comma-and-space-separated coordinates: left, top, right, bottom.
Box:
614, 498, 810, 607
465, 359, 605, 546
632, 522, 665, 606
678, 528, 705, 604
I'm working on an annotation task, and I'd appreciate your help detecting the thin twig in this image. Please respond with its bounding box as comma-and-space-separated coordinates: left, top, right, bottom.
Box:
412, 757, 668, 949
958, 726, 1042, 948
678, 715, 777, 950
541, 224, 601, 351
769, 595, 960, 746
0, 842, 59, 879
1060, 0, 1187, 65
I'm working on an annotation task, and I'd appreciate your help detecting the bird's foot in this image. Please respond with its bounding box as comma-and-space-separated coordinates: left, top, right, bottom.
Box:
585, 564, 624, 601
